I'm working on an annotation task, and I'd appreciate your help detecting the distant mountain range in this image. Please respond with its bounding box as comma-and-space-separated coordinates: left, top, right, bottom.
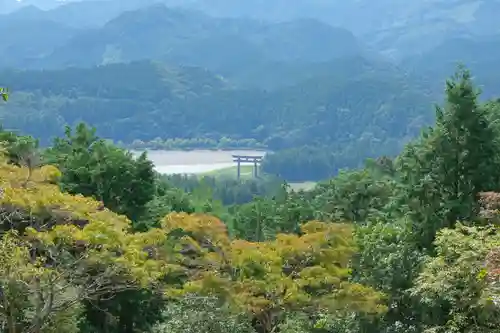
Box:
1, 3, 368, 89
3, 0, 500, 58
2, 0, 499, 91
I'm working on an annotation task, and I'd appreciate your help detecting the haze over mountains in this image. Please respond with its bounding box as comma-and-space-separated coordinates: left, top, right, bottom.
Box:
3, 0, 499, 74
1, 0, 499, 176
3, 0, 500, 57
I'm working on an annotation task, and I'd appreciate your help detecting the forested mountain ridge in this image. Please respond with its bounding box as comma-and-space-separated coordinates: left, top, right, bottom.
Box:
0, 61, 229, 140
0, 58, 436, 171
0, 0, 159, 26
4, 0, 498, 59
1, 0, 452, 182
168, 0, 500, 58
4, 0, 500, 91
3, 0, 500, 182
2, 3, 364, 80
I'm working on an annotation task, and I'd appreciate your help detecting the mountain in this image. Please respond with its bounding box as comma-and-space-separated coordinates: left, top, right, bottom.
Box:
403, 34, 500, 99
48, 4, 361, 67
174, 0, 500, 59
2, 4, 365, 89
363, 0, 500, 59
0, 0, 161, 27
4, 0, 500, 61
0, 13, 79, 68
0, 0, 85, 13
0, 61, 230, 141
0, 59, 436, 160
1, 0, 499, 176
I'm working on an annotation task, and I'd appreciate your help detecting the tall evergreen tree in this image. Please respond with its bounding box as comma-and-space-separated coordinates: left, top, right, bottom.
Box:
398, 67, 500, 250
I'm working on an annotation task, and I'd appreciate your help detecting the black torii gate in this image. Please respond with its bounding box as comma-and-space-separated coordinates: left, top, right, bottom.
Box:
232, 154, 263, 179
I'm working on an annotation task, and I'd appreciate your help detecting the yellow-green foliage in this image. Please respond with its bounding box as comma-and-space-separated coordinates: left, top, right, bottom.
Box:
485, 242, 500, 304
0, 155, 130, 230
0, 154, 170, 332
161, 212, 387, 330
0, 87, 7, 102
411, 224, 500, 332
0, 154, 386, 332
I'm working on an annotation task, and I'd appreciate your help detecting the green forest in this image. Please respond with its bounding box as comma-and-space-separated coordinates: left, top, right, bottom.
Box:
0, 59, 435, 181
1, 67, 500, 332
3, 1, 500, 182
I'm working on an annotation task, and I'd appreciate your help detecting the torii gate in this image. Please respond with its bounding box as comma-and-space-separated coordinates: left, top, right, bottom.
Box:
232, 154, 263, 179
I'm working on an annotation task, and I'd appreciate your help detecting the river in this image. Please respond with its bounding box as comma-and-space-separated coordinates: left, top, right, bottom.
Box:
130, 149, 267, 174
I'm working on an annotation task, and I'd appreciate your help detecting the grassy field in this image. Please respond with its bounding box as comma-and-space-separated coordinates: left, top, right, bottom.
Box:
200, 165, 255, 179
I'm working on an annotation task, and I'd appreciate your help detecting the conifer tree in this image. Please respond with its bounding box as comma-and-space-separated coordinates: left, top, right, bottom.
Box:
398, 66, 500, 250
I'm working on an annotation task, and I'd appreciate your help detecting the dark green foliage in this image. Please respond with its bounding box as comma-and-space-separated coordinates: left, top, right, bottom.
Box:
153, 296, 254, 333
163, 173, 284, 205
228, 184, 315, 241
80, 290, 165, 333
135, 187, 196, 231
397, 67, 500, 251
0, 126, 39, 166
353, 219, 424, 333
310, 166, 397, 224
43, 122, 156, 221
261, 146, 336, 181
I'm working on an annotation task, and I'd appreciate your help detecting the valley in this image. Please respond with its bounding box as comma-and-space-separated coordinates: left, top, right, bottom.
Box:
1, 1, 500, 332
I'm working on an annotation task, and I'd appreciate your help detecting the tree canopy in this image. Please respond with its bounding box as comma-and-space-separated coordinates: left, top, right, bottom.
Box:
2, 66, 500, 333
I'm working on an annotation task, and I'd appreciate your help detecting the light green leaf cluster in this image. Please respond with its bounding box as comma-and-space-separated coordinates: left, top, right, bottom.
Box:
0, 87, 8, 102
411, 224, 500, 332
160, 213, 387, 332
0, 151, 168, 332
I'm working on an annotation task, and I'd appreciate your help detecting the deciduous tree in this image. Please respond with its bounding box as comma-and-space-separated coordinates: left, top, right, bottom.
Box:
160, 212, 386, 333
411, 225, 500, 332
0, 154, 167, 332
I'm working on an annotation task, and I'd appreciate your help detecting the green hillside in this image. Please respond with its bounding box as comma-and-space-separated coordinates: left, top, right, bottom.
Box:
0, 57, 437, 180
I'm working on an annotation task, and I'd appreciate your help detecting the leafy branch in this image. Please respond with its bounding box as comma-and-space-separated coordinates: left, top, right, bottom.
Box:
0, 88, 8, 102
